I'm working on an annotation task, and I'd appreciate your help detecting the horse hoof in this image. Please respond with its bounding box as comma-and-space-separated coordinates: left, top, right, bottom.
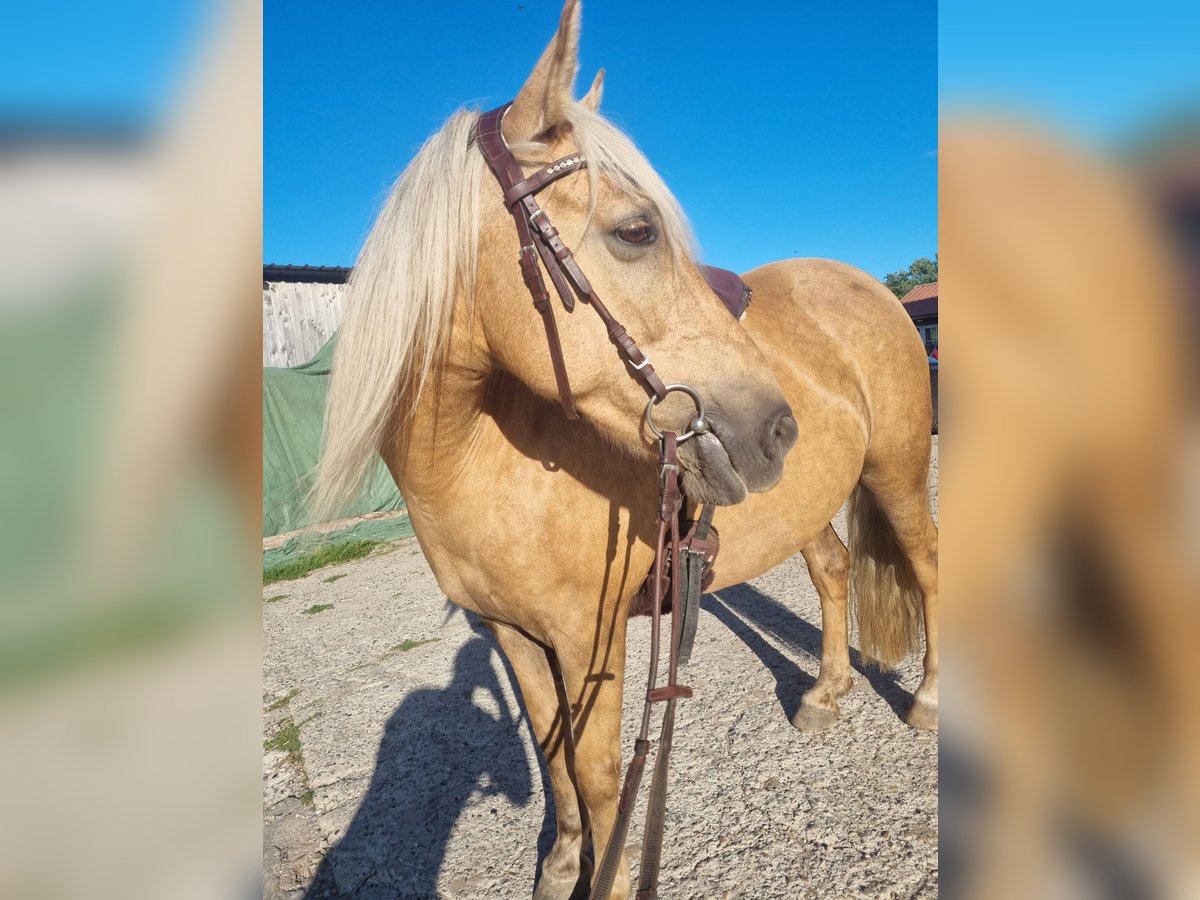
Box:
906, 698, 938, 731
791, 703, 839, 731
532, 872, 580, 900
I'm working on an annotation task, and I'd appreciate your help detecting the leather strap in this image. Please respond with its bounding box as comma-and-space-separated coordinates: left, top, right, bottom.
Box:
636, 435, 685, 900
478, 107, 579, 416
590, 433, 692, 900
502, 154, 587, 207
677, 504, 715, 665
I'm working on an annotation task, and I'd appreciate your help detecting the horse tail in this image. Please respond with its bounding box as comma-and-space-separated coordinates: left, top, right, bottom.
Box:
848, 483, 922, 669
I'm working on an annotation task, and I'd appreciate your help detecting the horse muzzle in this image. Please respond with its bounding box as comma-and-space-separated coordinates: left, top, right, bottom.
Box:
676, 397, 797, 505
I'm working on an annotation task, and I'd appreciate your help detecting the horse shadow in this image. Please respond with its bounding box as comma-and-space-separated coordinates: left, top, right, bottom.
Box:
305, 619, 557, 899
702, 583, 913, 721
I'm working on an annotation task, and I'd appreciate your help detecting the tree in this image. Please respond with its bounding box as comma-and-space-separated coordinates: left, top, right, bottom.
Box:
883, 255, 938, 299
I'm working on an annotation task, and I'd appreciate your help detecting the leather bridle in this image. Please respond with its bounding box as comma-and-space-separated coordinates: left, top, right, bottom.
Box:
477, 103, 673, 421
476, 102, 744, 899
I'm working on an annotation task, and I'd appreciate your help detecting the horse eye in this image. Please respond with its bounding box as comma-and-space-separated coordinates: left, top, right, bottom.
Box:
614, 220, 656, 245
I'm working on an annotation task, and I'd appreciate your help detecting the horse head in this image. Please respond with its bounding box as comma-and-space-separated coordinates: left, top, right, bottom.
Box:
473, 0, 796, 504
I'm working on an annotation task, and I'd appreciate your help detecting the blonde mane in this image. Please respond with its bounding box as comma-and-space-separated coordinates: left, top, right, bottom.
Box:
310, 103, 696, 524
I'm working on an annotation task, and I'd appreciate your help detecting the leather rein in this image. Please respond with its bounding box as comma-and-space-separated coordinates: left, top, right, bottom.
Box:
476, 103, 743, 899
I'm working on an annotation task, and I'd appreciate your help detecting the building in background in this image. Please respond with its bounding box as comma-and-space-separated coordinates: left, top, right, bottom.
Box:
900, 281, 938, 355
262, 264, 350, 367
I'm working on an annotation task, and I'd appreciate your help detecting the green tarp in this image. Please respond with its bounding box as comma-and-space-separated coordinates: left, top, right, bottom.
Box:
262, 334, 409, 553
262, 517, 414, 572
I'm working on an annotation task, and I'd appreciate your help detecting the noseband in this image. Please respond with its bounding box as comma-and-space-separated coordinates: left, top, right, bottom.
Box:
476, 102, 747, 899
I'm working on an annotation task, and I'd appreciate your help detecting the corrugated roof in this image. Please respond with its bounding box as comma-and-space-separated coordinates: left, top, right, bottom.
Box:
904, 298, 937, 320
263, 263, 351, 284
899, 281, 938, 304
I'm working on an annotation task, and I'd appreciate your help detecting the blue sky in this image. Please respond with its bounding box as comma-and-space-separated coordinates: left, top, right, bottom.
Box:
940, 1, 1200, 145
265, 1, 937, 279
7, 2, 1196, 281
0, 0, 211, 121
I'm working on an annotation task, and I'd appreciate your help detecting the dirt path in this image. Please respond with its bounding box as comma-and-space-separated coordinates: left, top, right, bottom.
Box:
263, 440, 938, 899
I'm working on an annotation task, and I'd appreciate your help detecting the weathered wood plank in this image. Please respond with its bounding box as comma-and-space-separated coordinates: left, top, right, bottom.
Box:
262, 280, 346, 368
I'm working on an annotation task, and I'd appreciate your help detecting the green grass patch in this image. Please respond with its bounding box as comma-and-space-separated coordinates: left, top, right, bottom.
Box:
263, 540, 380, 585
391, 637, 440, 653
322, 573, 348, 584
265, 719, 302, 765
302, 603, 334, 615
266, 688, 300, 711
264, 716, 316, 802
264, 594, 288, 603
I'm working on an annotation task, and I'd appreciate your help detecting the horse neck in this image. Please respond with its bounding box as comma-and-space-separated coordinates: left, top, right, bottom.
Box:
389, 321, 491, 504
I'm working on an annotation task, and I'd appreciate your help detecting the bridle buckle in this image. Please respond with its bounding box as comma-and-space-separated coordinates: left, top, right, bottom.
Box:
528, 207, 551, 236
629, 355, 653, 372
659, 461, 679, 489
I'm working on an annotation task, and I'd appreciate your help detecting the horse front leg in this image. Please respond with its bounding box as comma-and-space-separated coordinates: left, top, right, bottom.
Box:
555, 606, 631, 900
486, 620, 588, 900
793, 524, 856, 731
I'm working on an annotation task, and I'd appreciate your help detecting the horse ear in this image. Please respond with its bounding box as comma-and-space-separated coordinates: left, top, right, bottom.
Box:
503, 0, 582, 144
581, 68, 604, 113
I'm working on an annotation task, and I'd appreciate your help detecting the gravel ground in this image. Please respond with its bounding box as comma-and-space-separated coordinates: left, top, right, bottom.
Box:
263, 439, 938, 899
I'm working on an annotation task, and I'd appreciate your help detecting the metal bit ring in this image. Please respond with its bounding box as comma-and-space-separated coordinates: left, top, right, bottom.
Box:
645, 384, 709, 444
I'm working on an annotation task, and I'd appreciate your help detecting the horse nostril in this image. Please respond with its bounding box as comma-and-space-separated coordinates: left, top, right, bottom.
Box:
767, 409, 798, 456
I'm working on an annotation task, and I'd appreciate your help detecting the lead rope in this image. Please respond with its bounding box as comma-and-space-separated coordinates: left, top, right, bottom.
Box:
635, 496, 683, 900
590, 434, 691, 900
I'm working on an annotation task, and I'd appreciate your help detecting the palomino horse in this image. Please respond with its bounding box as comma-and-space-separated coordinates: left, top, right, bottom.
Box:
313, 2, 937, 896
